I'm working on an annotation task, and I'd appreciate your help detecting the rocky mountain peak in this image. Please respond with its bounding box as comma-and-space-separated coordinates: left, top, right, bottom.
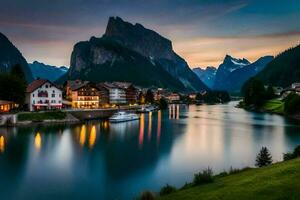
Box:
104, 16, 174, 60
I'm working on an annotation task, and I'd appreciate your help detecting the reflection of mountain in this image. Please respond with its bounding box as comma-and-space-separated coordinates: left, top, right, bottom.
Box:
0, 127, 32, 199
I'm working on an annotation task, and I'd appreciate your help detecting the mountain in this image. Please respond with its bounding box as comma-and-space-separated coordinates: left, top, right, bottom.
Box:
213, 55, 272, 92
63, 16, 207, 91
0, 32, 33, 82
29, 61, 68, 82
193, 66, 217, 88
254, 44, 300, 87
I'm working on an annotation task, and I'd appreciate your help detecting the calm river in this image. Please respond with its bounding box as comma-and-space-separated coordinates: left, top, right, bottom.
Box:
1, 102, 300, 199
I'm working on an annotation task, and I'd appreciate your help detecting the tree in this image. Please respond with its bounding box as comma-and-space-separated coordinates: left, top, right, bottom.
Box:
158, 98, 168, 110
284, 93, 300, 115
145, 89, 154, 103
265, 85, 276, 100
255, 147, 272, 167
0, 64, 27, 106
243, 78, 266, 106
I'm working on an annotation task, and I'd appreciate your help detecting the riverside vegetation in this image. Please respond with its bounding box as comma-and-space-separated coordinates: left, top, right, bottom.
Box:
138, 145, 300, 200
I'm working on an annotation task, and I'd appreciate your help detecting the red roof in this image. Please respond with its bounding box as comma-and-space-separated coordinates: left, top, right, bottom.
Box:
26, 79, 48, 93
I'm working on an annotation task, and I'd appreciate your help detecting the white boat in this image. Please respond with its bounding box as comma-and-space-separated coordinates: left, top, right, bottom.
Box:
109, 111, 140, 123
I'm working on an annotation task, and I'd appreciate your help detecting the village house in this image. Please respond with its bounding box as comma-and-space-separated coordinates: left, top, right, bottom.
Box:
66, 80, 101, 109
166, 93, 181, 102
0, 100, 18, 113
26, 79, 63, 111
101, 83, 127, 105
114, 82, 138, 104
280, 83, 300, 98
189, 93, 197, 100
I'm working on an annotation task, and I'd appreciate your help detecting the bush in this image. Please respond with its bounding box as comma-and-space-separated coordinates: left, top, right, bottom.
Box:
159, 184, 177, 196
158, 98, 168, 110
283, 145, 300, 161
138, 191, 155, 200
255, 147, 272, 167
193, 167, 214, 185
284, 93, 300, 114
283, 152, 296, 161
18, 111, 67, 121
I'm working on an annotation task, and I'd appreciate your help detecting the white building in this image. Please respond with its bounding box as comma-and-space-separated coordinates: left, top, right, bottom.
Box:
26, 79, 63, 111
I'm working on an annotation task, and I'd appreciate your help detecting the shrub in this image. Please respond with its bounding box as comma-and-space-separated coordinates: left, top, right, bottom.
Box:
283, 145, 300, 161
138, 191, 155, 200
284, 93, 300, 114
193, 167, 214, 185
159, 184, 177, 196
283, 152, 296, 161
255, 147, 272, 167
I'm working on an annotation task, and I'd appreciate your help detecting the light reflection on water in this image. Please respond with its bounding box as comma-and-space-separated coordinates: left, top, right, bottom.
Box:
0, 102, 300, 200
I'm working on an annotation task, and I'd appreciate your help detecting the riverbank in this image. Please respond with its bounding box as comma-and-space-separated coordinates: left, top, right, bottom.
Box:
237, 99, 300, 121
159, 158, 300, 200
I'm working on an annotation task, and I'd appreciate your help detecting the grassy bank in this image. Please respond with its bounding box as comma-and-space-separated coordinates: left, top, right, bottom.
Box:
17, 111, 67, 121
261, 99, 284, 114
159, 158, 300, 200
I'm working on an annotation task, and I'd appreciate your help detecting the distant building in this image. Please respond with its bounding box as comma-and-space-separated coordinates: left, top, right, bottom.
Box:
166, 93, 180, 102
26, 79, 62, 111
189, 93, 197, 100
114, 82, 138, 104
67, 80, 100, 109
292, 83, 300, 89
0, 100, 18, 113
101, 83, 127, 105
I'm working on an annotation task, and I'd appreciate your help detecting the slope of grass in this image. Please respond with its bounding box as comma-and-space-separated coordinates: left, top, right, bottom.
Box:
262, 99, 284, 114
18, 111, 67, 121
159, 158, 300, 200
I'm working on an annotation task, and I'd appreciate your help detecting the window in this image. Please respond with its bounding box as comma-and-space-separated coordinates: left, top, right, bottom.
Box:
32, 94, 35, 97
52, 94, 55, 98
59, 100, 61, 103
53, 90, 55, 93
33, 100, 35, 104
59, 94, 61, 97
45, 85, 48, 88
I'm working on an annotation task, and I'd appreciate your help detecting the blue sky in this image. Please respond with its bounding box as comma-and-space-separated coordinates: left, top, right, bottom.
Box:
0, 0, 299, 68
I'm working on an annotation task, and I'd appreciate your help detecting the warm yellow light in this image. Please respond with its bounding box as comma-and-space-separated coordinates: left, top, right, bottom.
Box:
0, 136, 5, 153
79, 125, 86, 146
89, 125, 96, 149
35, 133, 42, 150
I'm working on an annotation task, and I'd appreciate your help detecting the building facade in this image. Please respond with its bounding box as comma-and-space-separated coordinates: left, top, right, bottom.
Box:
26, 79, 62, 111
67, 81, 100, 109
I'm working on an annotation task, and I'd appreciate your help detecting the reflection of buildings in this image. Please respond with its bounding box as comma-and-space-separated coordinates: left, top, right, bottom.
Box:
0, 135, 5, 153
139, 114, 145, 148
169, 104, 180, 119
34, 133, 42, 150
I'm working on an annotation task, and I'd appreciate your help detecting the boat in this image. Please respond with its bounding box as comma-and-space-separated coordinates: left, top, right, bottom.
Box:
109, 111, 140, 123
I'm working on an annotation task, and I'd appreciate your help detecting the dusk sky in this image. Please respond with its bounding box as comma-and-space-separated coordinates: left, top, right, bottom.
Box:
1, 0, 300, 68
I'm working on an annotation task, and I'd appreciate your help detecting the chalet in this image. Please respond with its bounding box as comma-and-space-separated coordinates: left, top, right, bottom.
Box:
26, 79, 62, 111
66, 80, 101, 109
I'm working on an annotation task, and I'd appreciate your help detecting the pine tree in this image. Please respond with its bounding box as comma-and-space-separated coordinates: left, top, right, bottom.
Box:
255, 147, 272, 167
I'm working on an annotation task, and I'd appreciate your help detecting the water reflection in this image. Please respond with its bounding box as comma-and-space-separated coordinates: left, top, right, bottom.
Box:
0, 135, 5, 153
79, 125, 86, 147
1, 102, 300, 200
34, 133, 41, 150
139, 114, 145, 148
89, 125, 97, 149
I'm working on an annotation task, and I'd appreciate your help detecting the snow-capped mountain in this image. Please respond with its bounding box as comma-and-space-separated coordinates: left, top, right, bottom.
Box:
29, 61, 68, 82
212, 55, 273, 92
193, 66, 217, 88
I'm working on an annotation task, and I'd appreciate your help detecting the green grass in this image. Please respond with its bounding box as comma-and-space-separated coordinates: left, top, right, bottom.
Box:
262, 99, 284, 114
17, 111, 67, 121
159, 158, 300, 200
